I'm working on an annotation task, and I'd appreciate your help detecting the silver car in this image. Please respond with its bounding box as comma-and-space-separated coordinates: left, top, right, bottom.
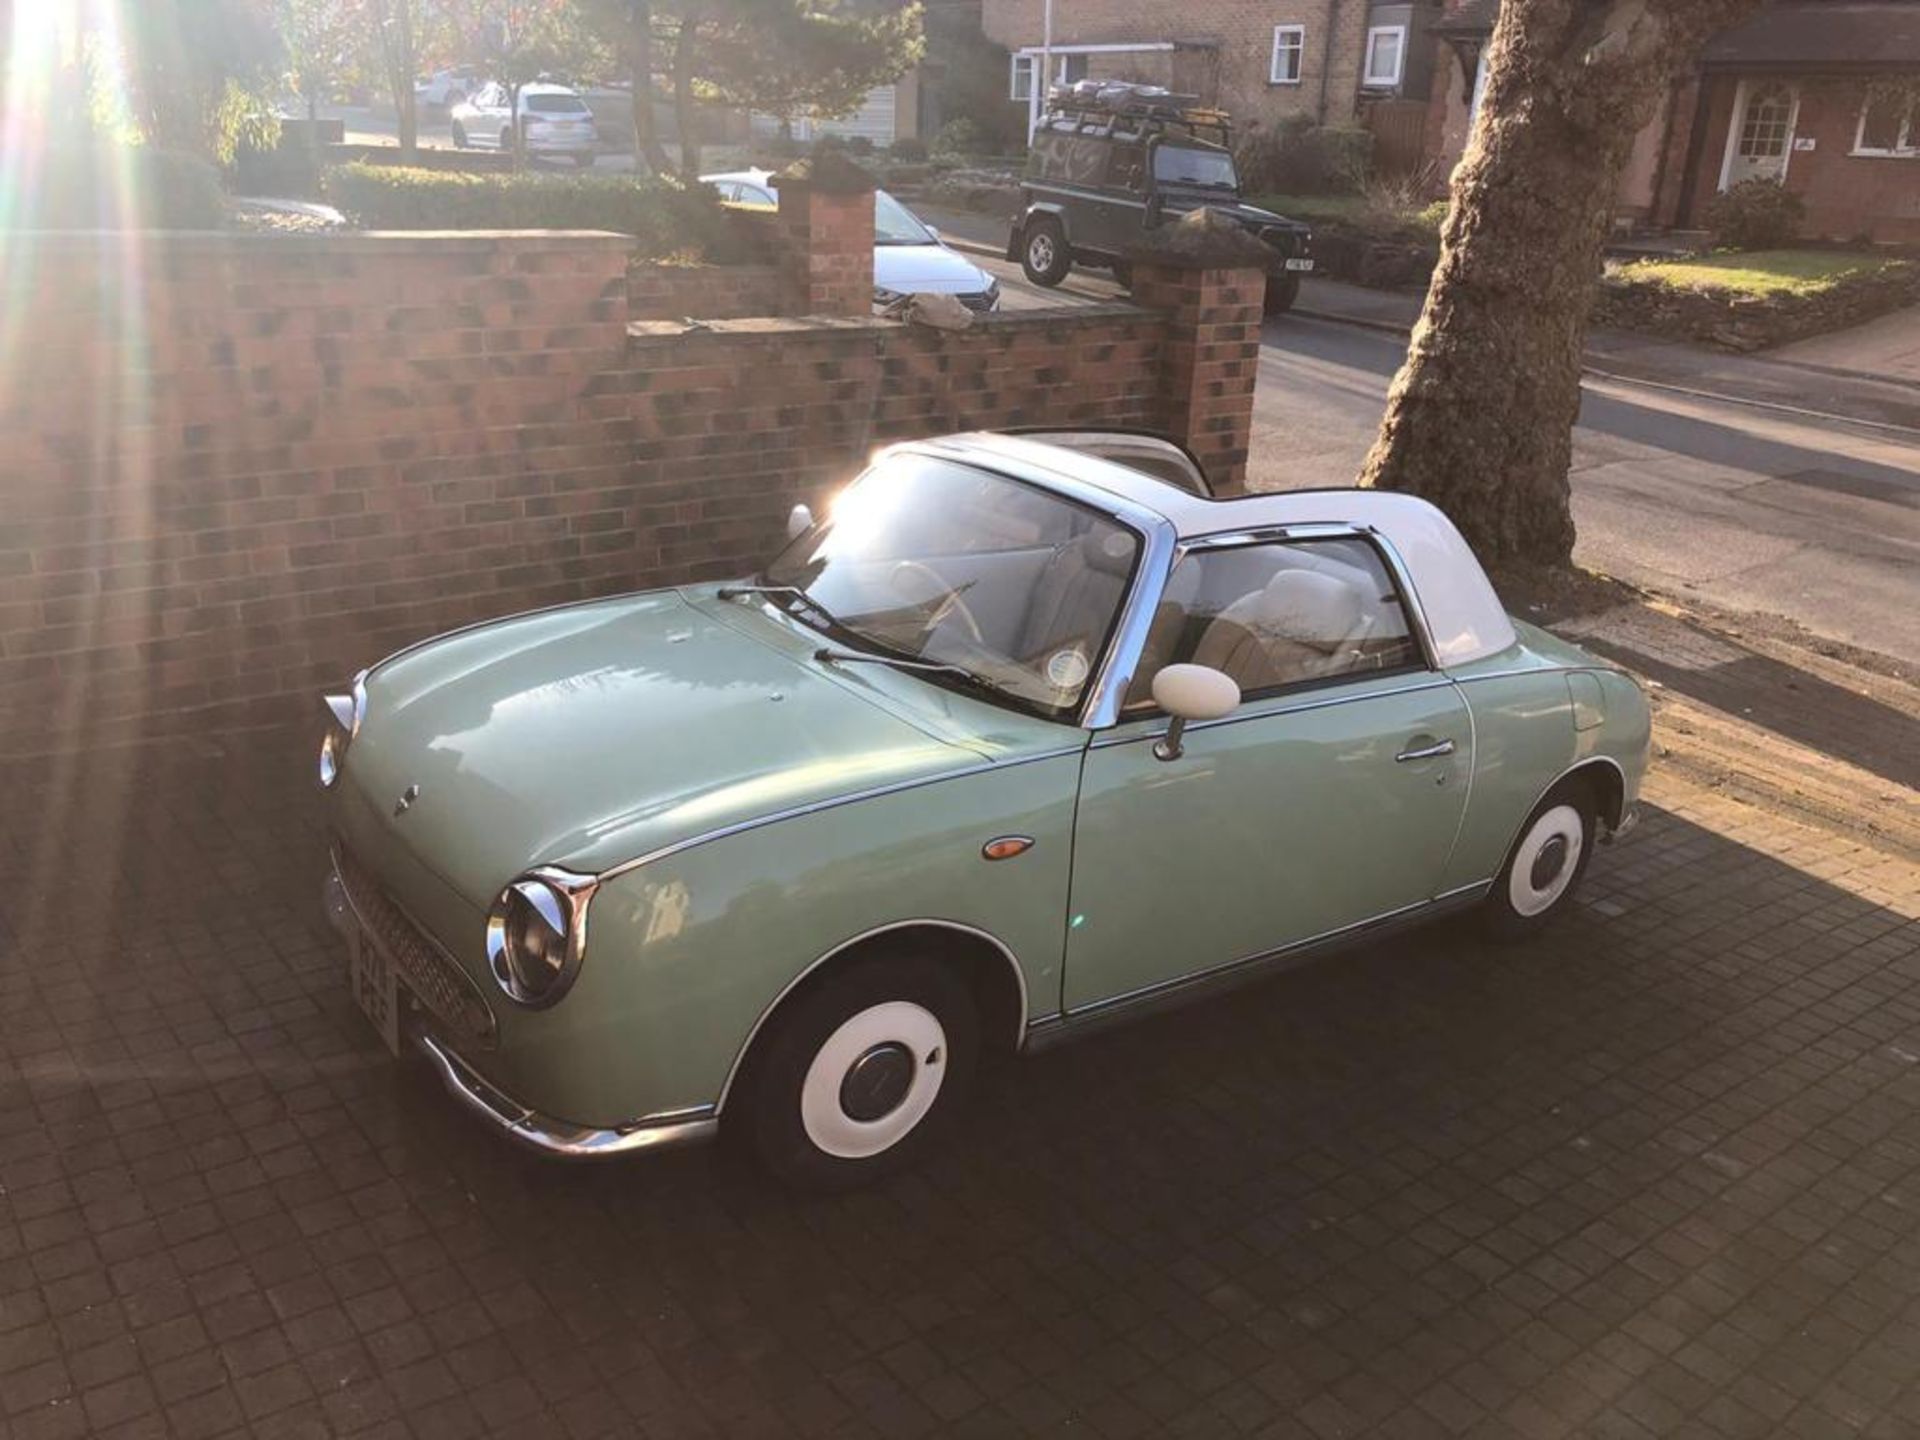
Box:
703, 170, 1002, 312
452, 82, 598, 166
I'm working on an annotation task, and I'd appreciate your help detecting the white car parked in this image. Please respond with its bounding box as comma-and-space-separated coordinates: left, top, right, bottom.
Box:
451, 82, 598, 166
414, 67, 480, 109
703, 170, 1001, 312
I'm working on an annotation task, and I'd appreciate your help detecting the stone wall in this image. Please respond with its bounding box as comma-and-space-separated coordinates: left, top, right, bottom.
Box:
1594, 262, 1920, 352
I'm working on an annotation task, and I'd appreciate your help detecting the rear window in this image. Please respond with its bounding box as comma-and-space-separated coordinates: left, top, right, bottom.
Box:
526, 95, 589, 114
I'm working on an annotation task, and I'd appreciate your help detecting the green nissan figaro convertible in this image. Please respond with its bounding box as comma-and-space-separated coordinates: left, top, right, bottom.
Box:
321, 432, 1650, 1188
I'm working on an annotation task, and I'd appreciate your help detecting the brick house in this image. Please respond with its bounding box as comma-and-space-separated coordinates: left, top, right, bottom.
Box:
1423, 0, 1920, 243
980, 0, 1448, 160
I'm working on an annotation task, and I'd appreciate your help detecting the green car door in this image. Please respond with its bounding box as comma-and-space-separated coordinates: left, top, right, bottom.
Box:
1060, 535, 1473, 1014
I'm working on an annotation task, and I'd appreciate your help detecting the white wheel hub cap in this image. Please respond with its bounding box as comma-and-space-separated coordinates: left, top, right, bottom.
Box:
800, 1001, 947, 1159
1030, 233, 1055, 268
1509, 803, 1585, 917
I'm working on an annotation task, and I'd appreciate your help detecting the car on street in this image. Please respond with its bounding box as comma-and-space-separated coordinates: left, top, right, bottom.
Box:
451, 82, 598, 164
414, 66, 480, 109
319, 431, 1650, 1188
703, 169, 1001, 312
1009, 81, 1315, 313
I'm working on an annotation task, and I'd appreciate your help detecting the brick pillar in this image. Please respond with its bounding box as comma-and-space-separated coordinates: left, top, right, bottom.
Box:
770, 153, 876, 317
1128, 212, 1270, 495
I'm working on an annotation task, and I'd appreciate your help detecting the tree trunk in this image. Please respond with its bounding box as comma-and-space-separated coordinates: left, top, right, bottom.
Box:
1359, 0, 1760, 567
673, 7, 705, 180
629, 0, 672, 176
510, 81, 525, 169
393, 0, 418, 157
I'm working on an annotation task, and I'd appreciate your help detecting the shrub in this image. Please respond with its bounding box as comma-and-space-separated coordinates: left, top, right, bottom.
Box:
1236, 118, 1371, 196
930, 117, 984, 158
23, 145, 226, 229
322, 162, 745, 260
889, 135, 929, 162
1704, 179, 1806, 251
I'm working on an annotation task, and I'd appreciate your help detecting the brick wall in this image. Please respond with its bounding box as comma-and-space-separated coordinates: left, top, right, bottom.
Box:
1, 228, 1255, 756
627, 261, 789, 320
1128, 262, 1266, 494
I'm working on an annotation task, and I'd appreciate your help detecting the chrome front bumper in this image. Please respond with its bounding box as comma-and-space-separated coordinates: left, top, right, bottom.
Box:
325, 866, 718, 1161
413, 1031, 718, 1160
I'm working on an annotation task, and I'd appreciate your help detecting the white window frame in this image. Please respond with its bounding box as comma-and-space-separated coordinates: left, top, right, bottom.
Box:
1010, 54, 1036, 102
1362, 25, 1406, 88
1270, 25, 1306, 86
1851, 93, 1918, 157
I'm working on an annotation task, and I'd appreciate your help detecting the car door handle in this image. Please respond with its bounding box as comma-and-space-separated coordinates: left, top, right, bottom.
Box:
1395, 739, 1456, 763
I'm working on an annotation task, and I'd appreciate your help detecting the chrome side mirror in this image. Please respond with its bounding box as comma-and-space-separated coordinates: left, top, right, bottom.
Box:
1151, 664, 1240, 761
786, 503, 814, 540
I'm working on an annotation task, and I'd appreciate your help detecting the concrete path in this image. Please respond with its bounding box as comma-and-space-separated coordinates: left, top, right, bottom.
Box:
1773, 302, 1920, 387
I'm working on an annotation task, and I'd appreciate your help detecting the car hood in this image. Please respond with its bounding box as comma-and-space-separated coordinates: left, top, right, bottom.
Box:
339, 591, 987, 903
874, 242, 995, 294
1161, 195, 1309, 232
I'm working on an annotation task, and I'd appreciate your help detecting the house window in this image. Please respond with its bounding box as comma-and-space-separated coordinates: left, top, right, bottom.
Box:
1363, 26, 1406, 88
1271, 25, 1306, 85
1011, 52, 1089, 102
1739, 83, 1795, 159
1853, 92, 1918, 156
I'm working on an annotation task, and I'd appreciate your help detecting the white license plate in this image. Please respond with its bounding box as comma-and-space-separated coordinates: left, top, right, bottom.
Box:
1284, 258, 1315, 272
349, 928, 402, 1055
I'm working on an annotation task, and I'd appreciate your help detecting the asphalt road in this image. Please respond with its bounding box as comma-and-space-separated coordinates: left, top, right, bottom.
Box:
960, 234, 1920, 669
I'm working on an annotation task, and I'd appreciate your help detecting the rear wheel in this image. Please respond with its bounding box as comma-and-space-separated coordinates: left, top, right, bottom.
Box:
500, 126, 514, 152
1482, 780, 1598, 940
1020, 218, 1072, 288
1263, 273, 1301, 315
737, 950, 978, 1191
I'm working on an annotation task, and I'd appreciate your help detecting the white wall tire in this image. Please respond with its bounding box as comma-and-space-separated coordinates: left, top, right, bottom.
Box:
1483, 783, 1597, 939
740, 952, 977, 1190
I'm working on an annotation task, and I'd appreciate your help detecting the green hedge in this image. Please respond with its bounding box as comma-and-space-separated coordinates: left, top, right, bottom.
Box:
322, 162, 747, 260
25, 146, 226, 229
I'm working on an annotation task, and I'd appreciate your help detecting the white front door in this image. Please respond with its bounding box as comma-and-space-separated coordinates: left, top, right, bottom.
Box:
1722, 80, 1799, 188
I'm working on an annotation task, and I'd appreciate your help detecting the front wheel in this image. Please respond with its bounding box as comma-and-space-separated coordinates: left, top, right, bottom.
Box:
738, 951, 977, 1191
1263, 273, 1301, 315
1020, 218, 1072, 288
1482, 781, 1598, 940
450, 121, 468, 148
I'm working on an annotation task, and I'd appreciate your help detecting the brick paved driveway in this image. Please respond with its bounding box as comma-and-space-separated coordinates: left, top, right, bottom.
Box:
3, 728, 1918, 1440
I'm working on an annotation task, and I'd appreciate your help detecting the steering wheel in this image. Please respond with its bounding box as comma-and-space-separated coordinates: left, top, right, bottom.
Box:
890, 561, 985, 646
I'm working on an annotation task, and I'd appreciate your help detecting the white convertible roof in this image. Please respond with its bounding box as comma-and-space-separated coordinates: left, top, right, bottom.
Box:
922, 432, 1519, 668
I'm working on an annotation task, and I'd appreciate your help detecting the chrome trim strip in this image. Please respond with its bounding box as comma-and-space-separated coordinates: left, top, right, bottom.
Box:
1089, 677, 1454, 749
1433, 879, 1494, 903
713, 918, 1034, 1114
1367, 529, 1443, 674
1026, 886, 1489, 1047
415, 1030, 717, 1160
1070, 897, 1434, 1017
590, 744, 1087, 884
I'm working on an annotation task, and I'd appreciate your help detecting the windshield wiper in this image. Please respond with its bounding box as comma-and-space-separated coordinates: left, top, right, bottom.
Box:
716, 583, 847, 634
813, 647, 1009, 696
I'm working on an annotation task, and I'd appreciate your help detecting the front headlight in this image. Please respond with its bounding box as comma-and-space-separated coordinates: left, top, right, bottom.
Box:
317, 671, 368, 788
485, 868, 597, 1008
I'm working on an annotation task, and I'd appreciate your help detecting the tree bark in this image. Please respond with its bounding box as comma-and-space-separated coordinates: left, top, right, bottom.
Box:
392, 0, 418, 157
1358, 0, 1760, 567
672, 6, 705, 180
629, 0, 673, 176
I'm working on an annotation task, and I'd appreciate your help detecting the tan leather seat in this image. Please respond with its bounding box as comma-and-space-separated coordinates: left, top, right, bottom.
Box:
1191, 569, 1368, 692
1019, 528, 1136, 657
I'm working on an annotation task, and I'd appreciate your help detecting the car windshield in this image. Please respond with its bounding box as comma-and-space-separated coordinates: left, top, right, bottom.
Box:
1153, 145, 1237, 190
526, 94, 589, 113
762, 456, 1141, 720
875, 190, 935, 246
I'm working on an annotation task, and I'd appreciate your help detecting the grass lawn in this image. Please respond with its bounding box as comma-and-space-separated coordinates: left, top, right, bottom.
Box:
1614, 249, 1901, 297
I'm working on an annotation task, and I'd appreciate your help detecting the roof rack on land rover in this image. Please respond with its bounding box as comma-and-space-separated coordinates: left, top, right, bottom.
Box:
1040, 80, 1232, 145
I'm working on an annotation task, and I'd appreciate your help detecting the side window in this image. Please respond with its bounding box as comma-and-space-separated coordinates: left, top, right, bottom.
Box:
1106, 140, 1145, 190
1124, 537, 1422, 711
1063, 134, 1109, 186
